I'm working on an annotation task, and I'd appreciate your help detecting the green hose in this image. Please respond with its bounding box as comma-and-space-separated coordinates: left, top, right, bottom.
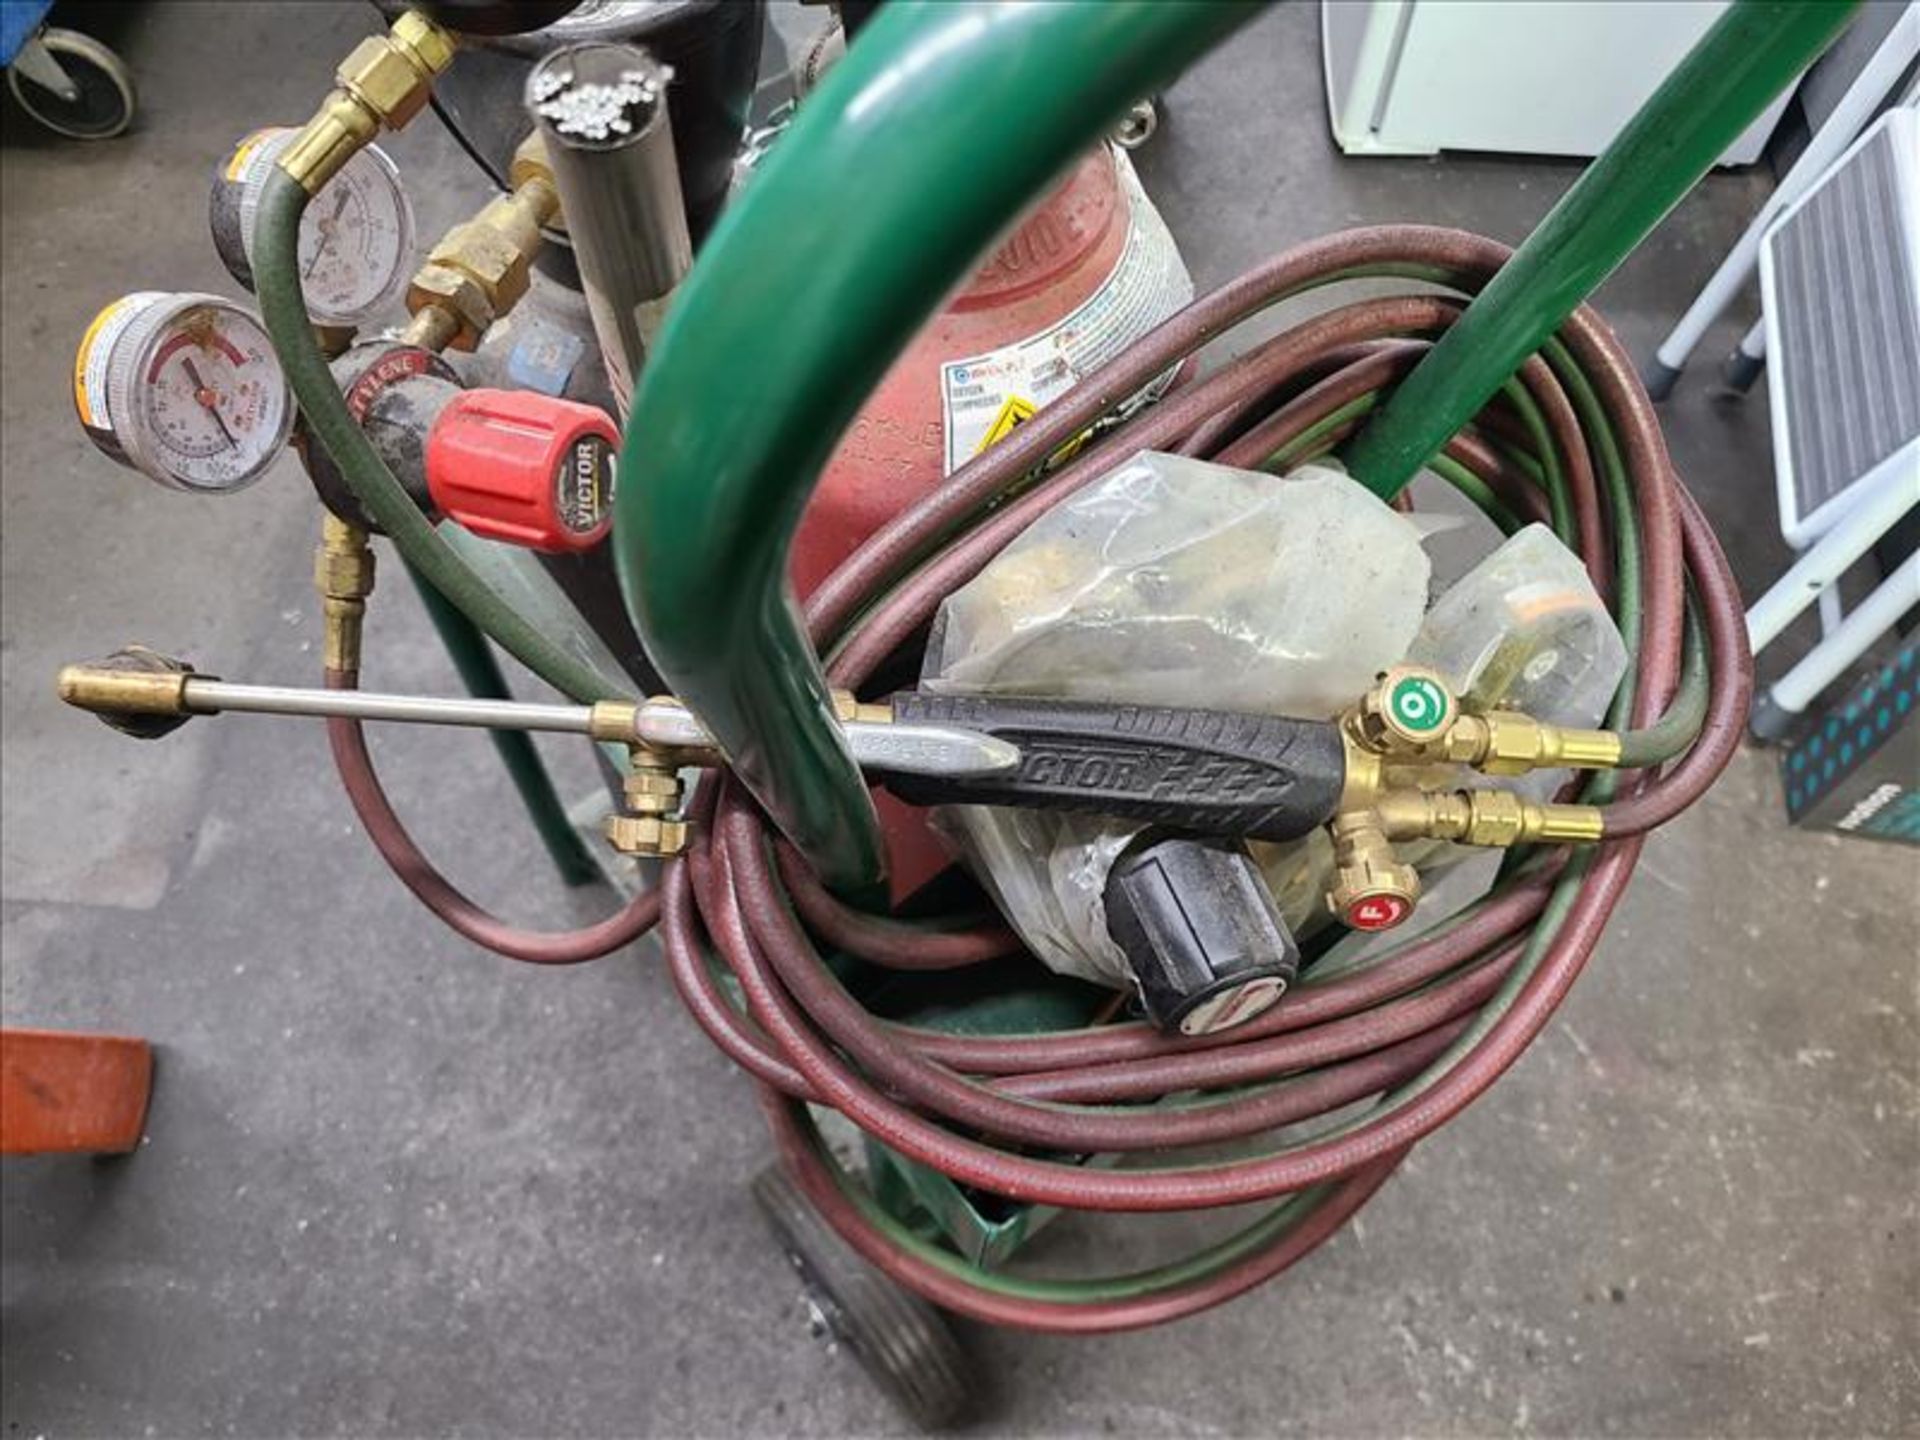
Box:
404, 559, 603, 888
254, 169, 613, 705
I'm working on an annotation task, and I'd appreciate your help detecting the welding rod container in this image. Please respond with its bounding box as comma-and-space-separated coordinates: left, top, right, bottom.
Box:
526, 42, 694, 417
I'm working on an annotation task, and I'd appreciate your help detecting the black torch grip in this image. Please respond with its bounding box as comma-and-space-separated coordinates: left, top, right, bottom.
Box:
881, 693, 1348, 843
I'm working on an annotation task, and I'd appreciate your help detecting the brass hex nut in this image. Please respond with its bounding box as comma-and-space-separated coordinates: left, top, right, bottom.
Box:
337, 35, 435, 130
1460, 791, 1527, 848
507, 133, 556, 195
314, 544, 375, 601
388, 10, 457, 77
404, 263, 494, 352
622, 769, 683, 814
605, 813, 690, 857
1474, 713, 1550, 777
428, 220, 533, 316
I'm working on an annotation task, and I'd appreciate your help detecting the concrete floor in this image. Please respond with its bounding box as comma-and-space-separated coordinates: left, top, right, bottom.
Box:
3, 3, 1915, 1436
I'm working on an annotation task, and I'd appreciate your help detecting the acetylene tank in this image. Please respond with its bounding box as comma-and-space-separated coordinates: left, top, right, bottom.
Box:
791, 144, 1192, 598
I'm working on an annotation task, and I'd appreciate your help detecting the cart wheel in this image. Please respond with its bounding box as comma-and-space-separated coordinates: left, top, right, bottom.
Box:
8, 29, 136, 140
753, 1164, 977, 1430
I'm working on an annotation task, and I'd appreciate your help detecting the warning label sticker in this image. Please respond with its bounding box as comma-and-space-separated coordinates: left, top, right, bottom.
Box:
939, 149, 1193, 474
979, 394, 1038, 450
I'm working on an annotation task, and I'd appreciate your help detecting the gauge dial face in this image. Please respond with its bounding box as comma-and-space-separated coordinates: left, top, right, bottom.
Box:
292, 146, 412, 323
133, 303, 289, 491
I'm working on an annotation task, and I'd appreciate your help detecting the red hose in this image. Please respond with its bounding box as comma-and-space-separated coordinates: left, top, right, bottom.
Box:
325, 670, 658, 964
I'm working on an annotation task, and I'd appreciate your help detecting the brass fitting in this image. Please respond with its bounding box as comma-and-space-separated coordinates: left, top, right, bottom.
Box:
1338, 731, 1389, 812
1374, 789, 1605, 848
832, 690, 892, 726
1435, 711, 1623, 776
57, 649, 194, 719
402, 264, 495, 353
1325, 810, 1421, 931
279, 10, 457, 193
314, 514, 376, 676
604, 743, 689, 858
56, 647, 202, 739
405, 136, 561, 352
606, 812, 690, 857
506, 133, 558, 203
585, 701, 642, 745
1348, 665, 1622, 775
313, 323, 358, 359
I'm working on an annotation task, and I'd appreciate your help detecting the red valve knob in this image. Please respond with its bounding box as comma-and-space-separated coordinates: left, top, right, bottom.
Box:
424, 389, 617, 553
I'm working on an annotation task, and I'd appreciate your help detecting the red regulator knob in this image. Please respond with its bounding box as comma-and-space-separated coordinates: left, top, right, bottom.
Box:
425, 389, 617, 553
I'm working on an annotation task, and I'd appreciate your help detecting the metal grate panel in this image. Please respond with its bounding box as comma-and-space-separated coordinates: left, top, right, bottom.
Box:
1770, 121, 1920, 520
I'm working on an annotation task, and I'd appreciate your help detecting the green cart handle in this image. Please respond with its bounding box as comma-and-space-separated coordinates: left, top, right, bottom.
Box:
613, 1, 1258, 889
612, 0, 1854, 890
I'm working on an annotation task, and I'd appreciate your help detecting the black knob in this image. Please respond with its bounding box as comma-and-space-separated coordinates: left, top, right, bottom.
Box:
1104, 836, 1299, 1035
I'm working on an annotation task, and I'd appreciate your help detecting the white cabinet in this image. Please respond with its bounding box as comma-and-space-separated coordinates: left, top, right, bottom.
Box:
1323, 0, 1796, 164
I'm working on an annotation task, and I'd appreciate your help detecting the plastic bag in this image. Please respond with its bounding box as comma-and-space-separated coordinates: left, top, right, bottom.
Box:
1404, 522, 1628, 798
923, 452, 1432, 985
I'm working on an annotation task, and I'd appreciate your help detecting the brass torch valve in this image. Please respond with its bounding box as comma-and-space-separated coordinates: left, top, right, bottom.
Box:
1326, 810, 1423, 932
1323, 666, 1616, 931
279, 10, 458, 194
403, 135, 562, 352
1348, 665, 1624, 775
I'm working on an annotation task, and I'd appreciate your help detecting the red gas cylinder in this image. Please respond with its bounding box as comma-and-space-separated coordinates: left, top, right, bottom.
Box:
793, 144, 1195, 901
793, 145, 1191, 596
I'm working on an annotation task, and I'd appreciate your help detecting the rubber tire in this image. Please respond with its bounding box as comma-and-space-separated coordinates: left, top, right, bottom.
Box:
7, 28, 135, 141
752, 1164, 977, 1431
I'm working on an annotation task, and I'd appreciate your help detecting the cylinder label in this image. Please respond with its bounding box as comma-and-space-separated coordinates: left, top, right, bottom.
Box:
938, 149, 1194, 474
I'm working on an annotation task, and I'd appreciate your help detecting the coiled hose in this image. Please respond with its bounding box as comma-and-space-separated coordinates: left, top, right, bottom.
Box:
655, 224, 1752, 1333
260, 173, 1751, 1332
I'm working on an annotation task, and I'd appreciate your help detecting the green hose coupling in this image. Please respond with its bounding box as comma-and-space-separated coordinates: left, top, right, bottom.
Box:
279, 10, 457, 193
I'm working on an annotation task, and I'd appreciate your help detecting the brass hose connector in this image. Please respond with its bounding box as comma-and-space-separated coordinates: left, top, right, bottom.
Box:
404, 135, 562, 352
1438, 711, 1624, 775
314, 514, 376, 675
604, 743, 690, 858
1349, 665, 1623, 775
278, 10, 457, 194
1373, 789, 1605, 848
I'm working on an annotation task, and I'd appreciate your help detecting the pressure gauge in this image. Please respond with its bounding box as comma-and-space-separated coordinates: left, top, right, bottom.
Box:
73, 291, 294, 494
210, 127, 415, 326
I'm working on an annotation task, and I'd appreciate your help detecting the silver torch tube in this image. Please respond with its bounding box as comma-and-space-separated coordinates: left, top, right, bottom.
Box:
526, 42, 694, 419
